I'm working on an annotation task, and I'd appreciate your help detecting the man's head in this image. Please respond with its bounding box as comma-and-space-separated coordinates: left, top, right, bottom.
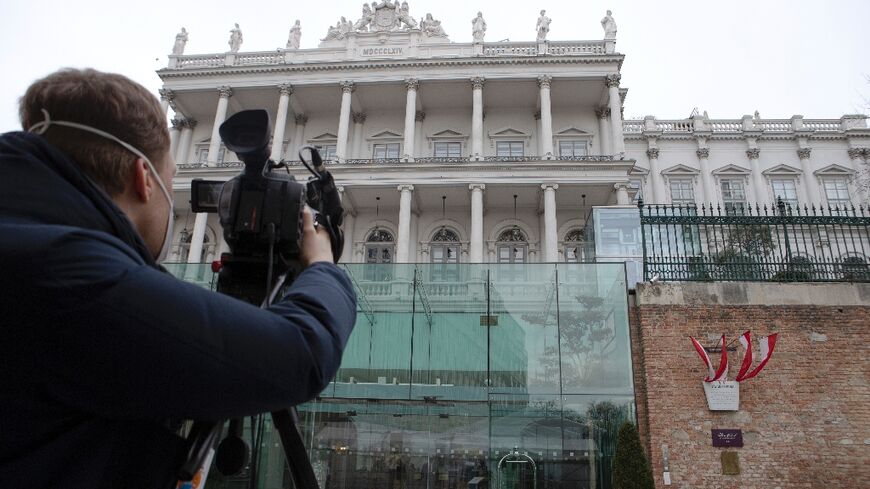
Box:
19, 68, 175, 259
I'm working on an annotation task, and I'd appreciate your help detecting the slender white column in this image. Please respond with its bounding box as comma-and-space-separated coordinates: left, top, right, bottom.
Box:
538, 75, 554, 159
696, 148, 716, 204
646, 148, 663, 203
747, 148, 767, 203
341, 212, 355, 263
797, 148, 820, 205
409, 210, 419, 262
336, 81, 354, 162
169, 118, 182, 159
470, 77, 485, 160
158, 88, 175, 114
596, 108, 611, 155
469, 184, 485, 263
291, 114, 307, 160
403, 78, 418, 160
396, 185, 414, 263
414, 111, 425, 158
352, 112, 366, 158
542, 184, 559, 262
270, 83, 293, 161
615, 183, 631, 205
187, 212, 209, 263
534, 111, 543, 156
847, 148, 868, 203
207, 86, 233, 166
605, 74, 625, 155
176, 119, 196, 165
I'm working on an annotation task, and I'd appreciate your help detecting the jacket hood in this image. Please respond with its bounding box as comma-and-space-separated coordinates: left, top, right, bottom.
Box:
0, 131, 157, 267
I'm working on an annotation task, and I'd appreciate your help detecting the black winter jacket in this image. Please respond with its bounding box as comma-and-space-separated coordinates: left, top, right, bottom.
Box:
0, 132, 357, 488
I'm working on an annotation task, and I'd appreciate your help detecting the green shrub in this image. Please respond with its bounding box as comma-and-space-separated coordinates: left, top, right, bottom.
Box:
612, 422, 654, 489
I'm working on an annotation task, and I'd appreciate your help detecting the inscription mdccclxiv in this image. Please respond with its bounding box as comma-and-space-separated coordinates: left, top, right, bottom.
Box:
361, 47, 404, 56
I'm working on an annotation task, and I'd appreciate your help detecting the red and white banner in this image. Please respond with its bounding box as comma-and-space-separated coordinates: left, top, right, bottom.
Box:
735, 332, 778, 382
690, 334, 728, 382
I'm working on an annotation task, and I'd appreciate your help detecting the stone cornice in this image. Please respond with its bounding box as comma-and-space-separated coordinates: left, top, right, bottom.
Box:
157, 54, 626, 79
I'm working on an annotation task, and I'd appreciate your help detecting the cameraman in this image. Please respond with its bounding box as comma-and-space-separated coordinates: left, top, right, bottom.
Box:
0, 68, 357, 488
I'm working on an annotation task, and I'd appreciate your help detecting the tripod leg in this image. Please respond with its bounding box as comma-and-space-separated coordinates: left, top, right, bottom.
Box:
178, 421, 222, 482
271, 408, 320, 489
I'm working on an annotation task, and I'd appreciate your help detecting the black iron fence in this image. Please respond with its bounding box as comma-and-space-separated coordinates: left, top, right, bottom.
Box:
638, 199, 870, 282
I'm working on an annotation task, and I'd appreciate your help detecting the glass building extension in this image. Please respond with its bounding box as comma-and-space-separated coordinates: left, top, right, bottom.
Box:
173, 263, 635, 489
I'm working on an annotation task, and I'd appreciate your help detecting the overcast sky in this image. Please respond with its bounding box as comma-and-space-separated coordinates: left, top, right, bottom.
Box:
2, 0, 868, 132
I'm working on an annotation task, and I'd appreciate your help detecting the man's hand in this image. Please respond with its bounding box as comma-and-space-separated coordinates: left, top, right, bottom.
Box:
300, 206, 334, 267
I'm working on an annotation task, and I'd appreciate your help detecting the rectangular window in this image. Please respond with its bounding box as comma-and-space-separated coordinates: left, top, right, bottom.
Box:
823, 179, 851, 207
434, 142, 461, 158
373, 143, 400, 160
558, 140, 588, 157
669, 179, 695, 205
720, 180, 746, 215
496, 141, 524, 157
771, 179, 798, 208
195, 146, 225, 164
314, 144, 337, 160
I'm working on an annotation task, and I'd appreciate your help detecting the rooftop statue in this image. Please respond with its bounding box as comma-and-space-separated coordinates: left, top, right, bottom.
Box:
420, 13, 447, 38
472, 12, 487, 42
601, 10, 617, 39
397, 1, 418, 29
172, 27, 188, 55
228, 23, 243, 52
287, 20, 301, 49
354, 4, 373, 31
536, 10, 551, 42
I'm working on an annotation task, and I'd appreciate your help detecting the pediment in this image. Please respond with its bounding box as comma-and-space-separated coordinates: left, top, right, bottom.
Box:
367, 129, 403, 139
309, 132, 338, 141
555, 126, 591, 136
712, 164, 751, 175
762, 164, 802, 176
661, 164, 700, 175
489, 126, 531, 138
430, 129, 465, 138
814, 163, 855, 176
629, 165, 649, 175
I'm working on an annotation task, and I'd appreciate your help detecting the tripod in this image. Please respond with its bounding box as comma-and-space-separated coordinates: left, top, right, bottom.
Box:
177, 258, 320, 489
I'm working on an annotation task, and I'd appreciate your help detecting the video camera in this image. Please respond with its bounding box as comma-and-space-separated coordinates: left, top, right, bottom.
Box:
190, 109, 344, 304
181, 109, 345, 488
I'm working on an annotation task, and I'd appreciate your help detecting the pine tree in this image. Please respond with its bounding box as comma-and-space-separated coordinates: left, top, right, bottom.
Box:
612, 422, 654, 489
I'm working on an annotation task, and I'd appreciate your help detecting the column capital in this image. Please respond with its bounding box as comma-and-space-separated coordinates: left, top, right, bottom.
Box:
352, 112, 367, 124
159, 88, 175, 101
277, 83, 294, 96
470, 76, 486, 90
541, 183, 559, 191
469, 183, 486, 192
646, 148, 660, 159
294, 113, 308, 125
397, 184, 415, 193
797, 147, 812, 160
847, 147, 864, 160
218, 86, 233, 98
415, 110, 426, 122
336, 185, 345, 194
170, 117, 185, 130
404, 78, 419, 91
537, 75, 553, 89
183, 118, 198, 129
604, 73, 621, 88
746, 148, 760, 160
595, 107, 611, 119
696, 148, 710, 159
340, 81, 355, 93
613, 182, 630, 191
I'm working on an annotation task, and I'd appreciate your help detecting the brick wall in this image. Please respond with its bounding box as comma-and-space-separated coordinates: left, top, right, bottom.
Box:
630, 282, 870, 489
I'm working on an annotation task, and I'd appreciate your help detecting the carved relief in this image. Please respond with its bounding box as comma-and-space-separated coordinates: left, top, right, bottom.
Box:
604, 74, 621, 88
537, 75, 552, 89
470, 76, 485, 90
218, 86, 233, 98
746, 148, 760, 160
646, 148, 660, 159
797, 148, 812, 160
696, 148, 710, 159
277, 83, 293, 96
340, 81, 356, 93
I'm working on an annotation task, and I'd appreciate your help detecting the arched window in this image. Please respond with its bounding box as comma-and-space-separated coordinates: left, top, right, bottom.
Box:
365, 229, 394, 281
563, 228, 586, 263
497, 228, 528, 281
430, 228, 460, 281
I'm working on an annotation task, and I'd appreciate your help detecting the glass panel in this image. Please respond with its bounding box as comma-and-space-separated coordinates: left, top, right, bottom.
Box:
559, 140, 588, 157
824, 179, 851, 206
771, 179, 798, 207
669, 179, 694, 205
434, 142, 461, 158
496, 141, 524, 157
374, 143, 401, 159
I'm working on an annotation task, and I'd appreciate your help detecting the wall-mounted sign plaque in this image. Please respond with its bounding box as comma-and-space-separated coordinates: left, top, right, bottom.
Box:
711, 429, 743, 447
702, 381, 739, 410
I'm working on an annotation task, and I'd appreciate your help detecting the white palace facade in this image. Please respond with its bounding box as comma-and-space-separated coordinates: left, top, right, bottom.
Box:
158, 4, 870, 267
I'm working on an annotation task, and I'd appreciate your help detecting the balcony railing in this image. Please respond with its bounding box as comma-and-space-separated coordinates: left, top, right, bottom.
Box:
638, 200, 870, 282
